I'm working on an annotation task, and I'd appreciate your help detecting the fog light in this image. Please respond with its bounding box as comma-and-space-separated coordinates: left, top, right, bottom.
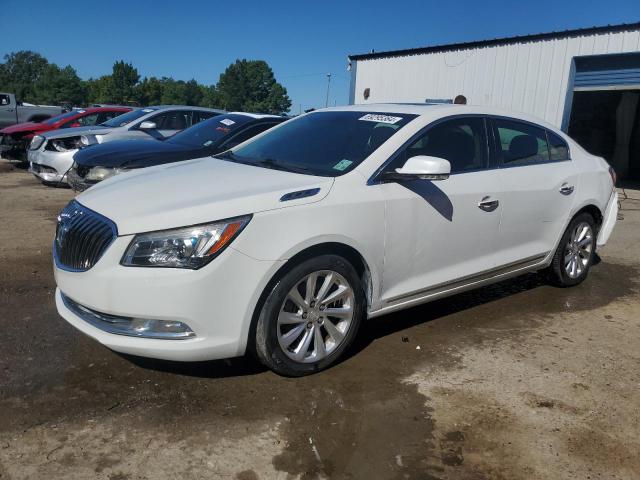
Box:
61, 293, 196, 340
130, 319, 195, 337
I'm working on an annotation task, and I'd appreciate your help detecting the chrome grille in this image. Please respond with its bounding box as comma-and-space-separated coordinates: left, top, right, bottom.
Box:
54, 201, 117, 271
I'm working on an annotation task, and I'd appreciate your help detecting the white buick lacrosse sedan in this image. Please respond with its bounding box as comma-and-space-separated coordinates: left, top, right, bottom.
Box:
53, 104, 618, 376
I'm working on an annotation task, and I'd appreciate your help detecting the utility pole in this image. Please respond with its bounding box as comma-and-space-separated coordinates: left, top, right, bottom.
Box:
325, 73, 332, 108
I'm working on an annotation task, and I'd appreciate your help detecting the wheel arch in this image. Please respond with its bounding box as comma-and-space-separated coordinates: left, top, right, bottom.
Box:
573, 203, 604, 233
245, 241, 375, 356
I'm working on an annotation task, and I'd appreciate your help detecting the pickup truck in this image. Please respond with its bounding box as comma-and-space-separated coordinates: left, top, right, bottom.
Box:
0, 93, 66, 129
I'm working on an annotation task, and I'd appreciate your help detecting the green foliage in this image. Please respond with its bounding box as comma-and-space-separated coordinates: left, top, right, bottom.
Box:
33, 65, 85, 106
136, 77, 164, 105
0, 51, 49, 101
217, 59, 291, 114
0, 51, 291, 114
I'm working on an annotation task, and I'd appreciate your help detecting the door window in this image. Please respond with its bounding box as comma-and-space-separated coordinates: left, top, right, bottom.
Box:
96, 111, 123, 124
398, 117, 488, 173
0, 94, 10, 106
493, 118, 551, 166
151, 111, 192, 130
224, 123, 278, 148
62, 113, 100, 128
193, 111, 218, 124
547, 130, 570, 161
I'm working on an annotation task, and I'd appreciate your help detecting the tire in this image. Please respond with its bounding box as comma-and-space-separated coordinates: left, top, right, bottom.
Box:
254, 254, 365, 376
548, 213, 596, 287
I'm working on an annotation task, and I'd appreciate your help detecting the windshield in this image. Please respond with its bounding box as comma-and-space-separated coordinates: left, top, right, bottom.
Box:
44, 110, 83, 125
225, 111, 416, 176
168, 114, 252, 148
100, 108, 154, 127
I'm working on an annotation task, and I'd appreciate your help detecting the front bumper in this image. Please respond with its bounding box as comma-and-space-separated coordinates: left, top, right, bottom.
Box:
0, 134, 28, 158
28, 148, 75, 183
55, 235, 284, 362
66, 168, 94, 192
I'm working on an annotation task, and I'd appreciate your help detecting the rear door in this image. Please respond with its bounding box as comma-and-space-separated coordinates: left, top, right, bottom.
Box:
490, 117, 578, 266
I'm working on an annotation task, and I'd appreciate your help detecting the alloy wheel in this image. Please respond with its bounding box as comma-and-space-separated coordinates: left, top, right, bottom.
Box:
564, 221, 593, 279
277, 270, 355, 363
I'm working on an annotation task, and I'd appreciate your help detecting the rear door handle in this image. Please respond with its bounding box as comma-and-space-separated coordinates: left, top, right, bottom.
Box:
478, 196, 499, 212
559, 183, 574, 195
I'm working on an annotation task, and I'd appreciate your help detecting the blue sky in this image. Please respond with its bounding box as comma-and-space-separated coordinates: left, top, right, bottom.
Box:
1, 0, 638, 113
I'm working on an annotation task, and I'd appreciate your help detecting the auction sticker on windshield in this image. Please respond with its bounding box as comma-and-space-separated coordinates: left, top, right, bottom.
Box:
220, 119, 235, 126
358, 114, 403, 124
333, 159, 353, 171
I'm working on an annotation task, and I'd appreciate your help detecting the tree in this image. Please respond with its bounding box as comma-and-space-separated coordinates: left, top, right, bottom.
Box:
106, 61, 140, 104
136, 77, 164, 105
183, 79, 204, 106
33, 65, 84, 106
0, 51, 49, 102
217, 59, 291, 114
199, 85, 221, 109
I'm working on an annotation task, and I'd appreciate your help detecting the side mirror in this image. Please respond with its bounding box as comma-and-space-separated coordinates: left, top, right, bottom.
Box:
139, 121, 157, 130
393, 155, 451, 180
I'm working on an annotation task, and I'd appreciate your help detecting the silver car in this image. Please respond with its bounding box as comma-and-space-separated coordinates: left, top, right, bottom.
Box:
28, 105, 224, 184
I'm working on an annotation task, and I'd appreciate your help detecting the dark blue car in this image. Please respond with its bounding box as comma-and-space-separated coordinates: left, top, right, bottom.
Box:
67, 113, 287, 191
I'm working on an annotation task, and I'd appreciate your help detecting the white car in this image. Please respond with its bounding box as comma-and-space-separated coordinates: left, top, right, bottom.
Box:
53, 104, 618, 376
28, 106, 223, 184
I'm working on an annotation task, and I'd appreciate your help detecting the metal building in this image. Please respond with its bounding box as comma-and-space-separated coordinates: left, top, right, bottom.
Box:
348, 23, 640, 180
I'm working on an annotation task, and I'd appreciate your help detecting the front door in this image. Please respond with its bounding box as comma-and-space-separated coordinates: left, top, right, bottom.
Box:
378, 116, 502, 305
0, 94, 15, 128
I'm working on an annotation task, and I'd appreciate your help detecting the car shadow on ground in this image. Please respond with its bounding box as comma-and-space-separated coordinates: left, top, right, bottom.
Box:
122, 264, 572, 379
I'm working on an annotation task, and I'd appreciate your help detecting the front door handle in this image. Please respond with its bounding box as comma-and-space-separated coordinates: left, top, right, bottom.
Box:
478, 196, 499, 212
559, 183, 574, 195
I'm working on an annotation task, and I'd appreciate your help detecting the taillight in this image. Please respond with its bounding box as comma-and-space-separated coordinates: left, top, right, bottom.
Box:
609, 166, 617, 187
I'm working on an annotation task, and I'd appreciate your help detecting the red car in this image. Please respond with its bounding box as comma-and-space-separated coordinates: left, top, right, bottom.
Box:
0, 106, 133, 159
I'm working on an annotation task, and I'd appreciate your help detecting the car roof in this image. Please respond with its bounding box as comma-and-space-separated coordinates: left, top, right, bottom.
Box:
320, 103, 559, 131
70, 106, 132, 115
146, 105, 226, 113
227, 112, 286, 120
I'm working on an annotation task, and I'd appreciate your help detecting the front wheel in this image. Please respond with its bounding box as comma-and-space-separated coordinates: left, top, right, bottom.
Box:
549, 213, 596, 287
254, 254, 365, 376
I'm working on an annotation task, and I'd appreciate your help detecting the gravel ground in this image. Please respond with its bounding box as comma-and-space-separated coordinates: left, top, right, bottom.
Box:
1, 162, 639, 480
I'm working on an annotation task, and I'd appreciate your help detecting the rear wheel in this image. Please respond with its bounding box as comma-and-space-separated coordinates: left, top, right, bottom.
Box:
254, 254, 365, 376
549, 213, 596, 287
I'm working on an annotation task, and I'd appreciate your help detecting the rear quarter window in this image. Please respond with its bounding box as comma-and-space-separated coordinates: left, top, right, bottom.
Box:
547, 130, 570, 161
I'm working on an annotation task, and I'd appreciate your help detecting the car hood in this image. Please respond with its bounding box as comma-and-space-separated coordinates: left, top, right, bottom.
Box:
73, 139, 196, 168
77, 157, 334, 235
1, 122, 51, 135
42, 125, 112, 140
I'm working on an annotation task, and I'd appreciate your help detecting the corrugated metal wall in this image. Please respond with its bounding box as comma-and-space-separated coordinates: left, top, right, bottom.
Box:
352, 29, 640, 128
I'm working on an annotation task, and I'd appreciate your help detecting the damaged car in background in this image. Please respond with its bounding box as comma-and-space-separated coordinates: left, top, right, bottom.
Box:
1, 106, 132, 162
67, 112, 287, 191
0, 92, 70, 159
28, 105, 224, 185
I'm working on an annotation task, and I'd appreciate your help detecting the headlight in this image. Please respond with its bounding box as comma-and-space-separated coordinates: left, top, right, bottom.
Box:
50, 136, 84, 152
30, 135, 45, 150
121, 215, 252, 269
85, 166, 127, 182
80, 135, 90, 146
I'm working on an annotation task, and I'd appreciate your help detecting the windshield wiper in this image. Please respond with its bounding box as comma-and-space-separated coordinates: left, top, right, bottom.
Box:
254, 158, 313, 175
214, 153, 316, 175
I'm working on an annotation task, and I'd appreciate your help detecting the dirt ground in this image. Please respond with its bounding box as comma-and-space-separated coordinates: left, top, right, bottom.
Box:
0, 161, 639, 480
